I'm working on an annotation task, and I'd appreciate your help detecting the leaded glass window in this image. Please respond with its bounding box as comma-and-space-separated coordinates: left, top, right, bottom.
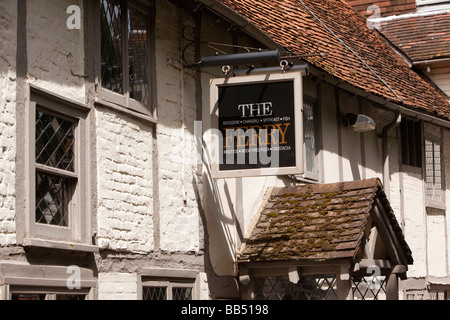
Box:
254, 275, 337, 300
142, 286, 193, 301
425, 138, 443, 202
35, 110, 77, 227
352, 275, 387, 300
100, 0, 151, 112
128, 4, 150, 106
143, 287, 167, 301
172, 287, 193, 301
101, 0, 124, 94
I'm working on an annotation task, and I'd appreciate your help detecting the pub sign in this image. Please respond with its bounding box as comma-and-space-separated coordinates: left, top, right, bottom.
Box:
209, 72, 304, 178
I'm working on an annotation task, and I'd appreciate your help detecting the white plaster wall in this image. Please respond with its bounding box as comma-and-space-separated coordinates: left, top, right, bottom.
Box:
96, 107, 154, 253
0, 0, 17, 246
27, 0, 85, 104
428, 67, 450, 98
426, 210, 447, 277
155, 1, 200, 253
403, 171, 427, 277
197, 272, 211, 300
98, 273, 138, 300
339, 91, 364, 182
320, 83, 340, 183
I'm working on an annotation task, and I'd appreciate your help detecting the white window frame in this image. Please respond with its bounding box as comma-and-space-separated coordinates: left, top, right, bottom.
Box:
24, 87, 96, 252
98, 0, 156, 118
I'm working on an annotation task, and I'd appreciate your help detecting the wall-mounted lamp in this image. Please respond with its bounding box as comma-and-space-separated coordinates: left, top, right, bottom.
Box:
199, 50, 281, 68
343, 113, 376, 133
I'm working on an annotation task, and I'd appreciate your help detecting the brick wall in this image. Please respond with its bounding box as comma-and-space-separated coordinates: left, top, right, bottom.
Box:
345, 0, 417, 18
96, 107, 155, 254
0, 0, 17, 246
98, 273, 138, 300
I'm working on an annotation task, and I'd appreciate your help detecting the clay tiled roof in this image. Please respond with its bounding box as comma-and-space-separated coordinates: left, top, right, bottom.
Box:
379, 13, 450, 62
218, 0, 450, 121
238, 179, 413, 264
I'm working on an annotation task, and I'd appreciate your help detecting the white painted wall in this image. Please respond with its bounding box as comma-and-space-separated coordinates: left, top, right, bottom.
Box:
98, 273, 138, 300
0, 0, 17, 246
95, 107, 155, 253
155, 1, 201, 253
27, 0, 85, 104
428, 67, 450, 98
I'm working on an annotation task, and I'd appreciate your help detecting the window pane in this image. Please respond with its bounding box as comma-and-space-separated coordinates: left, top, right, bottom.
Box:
128, 5, 149, 106
35, 172, 74, 227
143, 287, 167, 301
35, 111, 75, 172
352, 275, 387, 300
401, 119, 422, 168
173, 288, 192, 301
303, 102, 317, 174
101, 0, 124, 94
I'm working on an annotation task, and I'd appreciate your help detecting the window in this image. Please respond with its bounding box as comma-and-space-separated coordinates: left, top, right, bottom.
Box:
400, 118, 422, 168
142, 285, 193, 301
35, 111, 76, 228
142, 281, 194, 301
27, 89, 93, 249
100, 0, 154, 115
11, 292, 87, 301
140, 269, 197, 301
303, 99, 319, 180
0, 262, 96, 301
352, 275, 387, 300
425, 136, 444, 204
8, 285, 90, 301
253, 275, 337, 300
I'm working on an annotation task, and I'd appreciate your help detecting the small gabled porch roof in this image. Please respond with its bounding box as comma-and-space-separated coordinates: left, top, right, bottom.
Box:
238, 179, 413, 272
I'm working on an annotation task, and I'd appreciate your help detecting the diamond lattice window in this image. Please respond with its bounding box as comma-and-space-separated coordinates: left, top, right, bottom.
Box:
254, 275, 337, 300
35, 110, 77, 227
101, 0, 124, 94
143, 287, 167, 301
172, 288, 193, 301
101, 0, 151, 110
352, 275, 387, 300
35, 111, 75, 172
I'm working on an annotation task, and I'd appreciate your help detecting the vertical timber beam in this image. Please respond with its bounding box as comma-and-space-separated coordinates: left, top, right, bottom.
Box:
337, 263, 353, 300
386, 271, 399, 300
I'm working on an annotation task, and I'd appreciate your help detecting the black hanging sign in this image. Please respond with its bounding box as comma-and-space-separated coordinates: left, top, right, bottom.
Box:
209, 72, 304, 178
